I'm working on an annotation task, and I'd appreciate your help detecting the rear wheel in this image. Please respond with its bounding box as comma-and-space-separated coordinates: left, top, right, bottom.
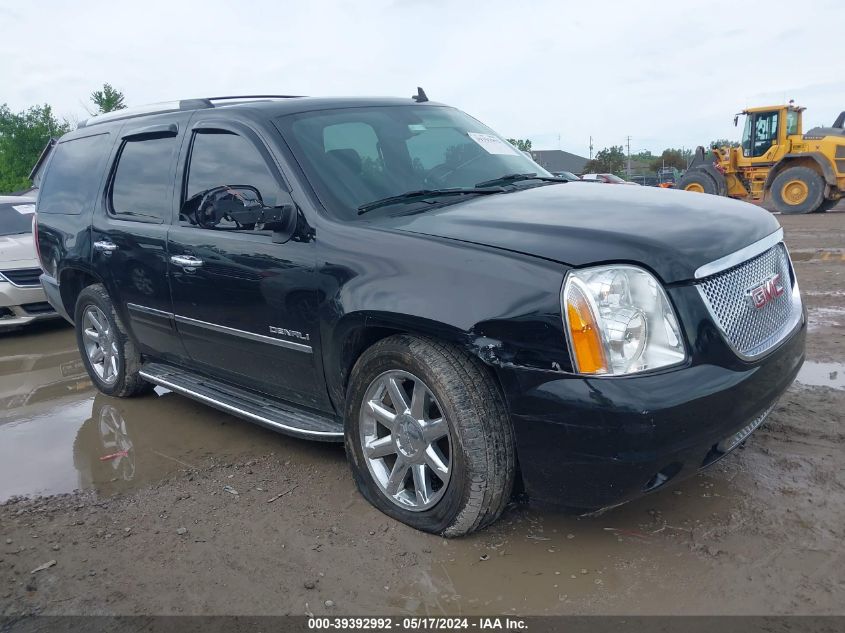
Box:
677, 170, 718, 194
770, 166, 825, 214
345, 335, 515, 536
74, 284, 153, 397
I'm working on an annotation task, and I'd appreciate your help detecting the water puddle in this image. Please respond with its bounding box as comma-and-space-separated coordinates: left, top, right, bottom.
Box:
790, 249, 845, 263
0, 322, 339, 502
795, 361, 845, 390
803, 290, 845, 297
807, 306, 845, 331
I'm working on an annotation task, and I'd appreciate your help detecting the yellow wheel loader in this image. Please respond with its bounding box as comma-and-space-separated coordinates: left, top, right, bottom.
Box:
677, 104, 845, 214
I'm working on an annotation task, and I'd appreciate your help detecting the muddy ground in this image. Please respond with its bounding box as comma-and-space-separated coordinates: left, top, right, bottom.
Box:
0, 211, 843, 618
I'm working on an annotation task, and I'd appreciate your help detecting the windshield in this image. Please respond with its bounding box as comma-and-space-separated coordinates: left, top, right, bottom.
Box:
276, 105, 550, 219
0, 202, 35, 236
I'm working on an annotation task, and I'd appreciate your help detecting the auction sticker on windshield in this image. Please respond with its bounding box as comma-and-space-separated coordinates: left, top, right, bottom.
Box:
467, 132, 521, 155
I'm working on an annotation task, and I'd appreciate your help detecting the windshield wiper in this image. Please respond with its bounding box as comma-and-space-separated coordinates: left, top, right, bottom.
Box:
357, 187, 504, 215
474, 172, 568, 188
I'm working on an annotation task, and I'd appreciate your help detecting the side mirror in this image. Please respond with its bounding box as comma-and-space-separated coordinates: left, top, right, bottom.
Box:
185, 185, 297, 242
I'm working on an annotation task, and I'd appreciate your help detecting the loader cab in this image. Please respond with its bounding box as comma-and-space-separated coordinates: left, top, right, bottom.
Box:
736, 105, 803, 165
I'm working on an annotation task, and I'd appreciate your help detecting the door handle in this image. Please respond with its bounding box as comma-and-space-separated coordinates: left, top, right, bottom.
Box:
93, 240, 118, 254
170, 255, 204, 270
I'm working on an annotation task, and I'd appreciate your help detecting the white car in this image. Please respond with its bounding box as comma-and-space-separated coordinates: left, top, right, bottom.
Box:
0, 195, 59, 330
581, 173, 640, 185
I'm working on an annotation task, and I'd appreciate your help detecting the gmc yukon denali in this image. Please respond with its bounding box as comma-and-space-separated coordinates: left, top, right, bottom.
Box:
35, 93, 805, 535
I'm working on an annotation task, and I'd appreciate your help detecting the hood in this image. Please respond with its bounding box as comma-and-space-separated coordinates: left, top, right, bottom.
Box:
380, 183, 781, 283
0, 233, 38, 266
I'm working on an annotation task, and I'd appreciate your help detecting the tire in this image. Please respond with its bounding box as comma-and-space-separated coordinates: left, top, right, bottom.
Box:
815, 197, 839, 213
74, 284, 153, 397
344, 334, 515, 537
770, 166, 825, 214
677, 170, 718, 195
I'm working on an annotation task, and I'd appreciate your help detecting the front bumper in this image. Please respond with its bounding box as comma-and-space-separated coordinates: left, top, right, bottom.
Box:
497, 319, 806, 511
0, 280, 60, 330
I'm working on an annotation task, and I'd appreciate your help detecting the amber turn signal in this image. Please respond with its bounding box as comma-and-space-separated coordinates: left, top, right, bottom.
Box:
565, 280, 608, 374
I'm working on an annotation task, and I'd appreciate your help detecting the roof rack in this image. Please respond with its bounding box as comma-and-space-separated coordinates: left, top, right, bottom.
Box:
207, 95, 304, 101
77, 95, 304, 129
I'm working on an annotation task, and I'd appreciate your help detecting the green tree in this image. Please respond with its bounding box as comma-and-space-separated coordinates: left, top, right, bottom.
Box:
583, 145, 625, 174
90, 83, 126, 113
649, 148, 688, 172
507, 138, 532, 152
0, 103, 70, 193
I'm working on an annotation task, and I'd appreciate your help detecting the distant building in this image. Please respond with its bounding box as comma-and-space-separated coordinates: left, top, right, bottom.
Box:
530, 149, 589, 175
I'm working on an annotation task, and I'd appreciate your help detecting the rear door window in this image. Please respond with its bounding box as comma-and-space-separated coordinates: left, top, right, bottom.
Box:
111, 136, 179, 222
37, 134, 110, 215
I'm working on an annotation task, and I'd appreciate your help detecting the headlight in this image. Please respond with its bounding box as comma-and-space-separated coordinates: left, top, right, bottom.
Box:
562, 265, 686, 375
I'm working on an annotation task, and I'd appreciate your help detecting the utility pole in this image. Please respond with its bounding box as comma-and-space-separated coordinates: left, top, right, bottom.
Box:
625, 135, 632, 179
589, 136, 594, 160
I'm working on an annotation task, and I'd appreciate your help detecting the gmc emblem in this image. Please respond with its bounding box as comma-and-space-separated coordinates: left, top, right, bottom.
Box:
746, 274, 785, 309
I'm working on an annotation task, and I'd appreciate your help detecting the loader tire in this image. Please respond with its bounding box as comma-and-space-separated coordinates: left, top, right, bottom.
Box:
771, 167, 825, 214
815, 198, 839, 213
677, 170, 718, 195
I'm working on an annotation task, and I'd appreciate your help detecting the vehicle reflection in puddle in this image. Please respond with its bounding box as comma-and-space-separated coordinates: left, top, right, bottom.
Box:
0, 322, 337, 502
391, 474, 740, 615
795, 361, 845, 390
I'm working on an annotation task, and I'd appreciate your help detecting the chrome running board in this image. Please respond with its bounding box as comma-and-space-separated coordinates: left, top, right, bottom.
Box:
139, 362, 343, 442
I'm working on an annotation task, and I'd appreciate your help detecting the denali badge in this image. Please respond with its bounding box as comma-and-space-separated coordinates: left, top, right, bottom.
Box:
745, 273, 784, 309
269, 326, 311, 341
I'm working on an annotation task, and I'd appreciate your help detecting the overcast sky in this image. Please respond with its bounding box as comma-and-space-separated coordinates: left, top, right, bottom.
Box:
2, 0, 843, 157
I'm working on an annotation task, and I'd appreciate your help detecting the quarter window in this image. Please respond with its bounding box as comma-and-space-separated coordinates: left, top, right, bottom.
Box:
111, 136, 178, 222
38, 134, 110, 215
786, 110, 799, 135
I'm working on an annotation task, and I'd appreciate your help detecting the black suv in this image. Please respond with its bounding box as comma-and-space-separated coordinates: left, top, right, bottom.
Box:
36, 93, 805, 535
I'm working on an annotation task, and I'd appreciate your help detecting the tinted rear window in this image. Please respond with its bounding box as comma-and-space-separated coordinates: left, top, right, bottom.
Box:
111, 136, 178, 222
37, 134, 110, 215
0, 202, 35, 236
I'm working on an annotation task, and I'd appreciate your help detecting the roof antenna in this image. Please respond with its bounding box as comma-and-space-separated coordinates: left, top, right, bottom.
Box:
412, 87, 428, 103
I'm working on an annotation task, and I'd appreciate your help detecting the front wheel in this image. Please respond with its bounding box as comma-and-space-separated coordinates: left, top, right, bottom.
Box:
345, 335, 515, 536
677, 170, 718, 195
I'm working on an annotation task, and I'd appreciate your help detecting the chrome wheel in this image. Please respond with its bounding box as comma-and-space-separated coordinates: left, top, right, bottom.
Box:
359, 370, 452, 511
98, 405, 135, 480
82, 305, 119, 385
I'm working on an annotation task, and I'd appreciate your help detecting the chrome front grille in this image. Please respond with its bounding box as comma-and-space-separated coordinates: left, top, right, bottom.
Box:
696, 243, 800, 358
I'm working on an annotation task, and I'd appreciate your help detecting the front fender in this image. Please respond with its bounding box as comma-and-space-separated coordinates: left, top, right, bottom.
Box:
315, 221, 568, 411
